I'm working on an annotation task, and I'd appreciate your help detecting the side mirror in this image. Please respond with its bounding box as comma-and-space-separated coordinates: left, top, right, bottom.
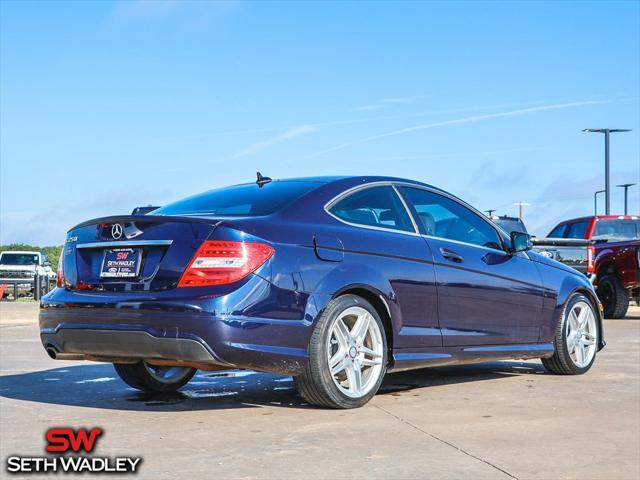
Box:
510, 231, 532, 253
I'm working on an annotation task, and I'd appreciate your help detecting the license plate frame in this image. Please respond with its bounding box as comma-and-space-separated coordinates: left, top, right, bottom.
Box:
100, 248, 142, 279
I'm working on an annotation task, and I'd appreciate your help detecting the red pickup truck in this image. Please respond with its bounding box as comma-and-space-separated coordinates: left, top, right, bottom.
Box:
545, 215, 640, 318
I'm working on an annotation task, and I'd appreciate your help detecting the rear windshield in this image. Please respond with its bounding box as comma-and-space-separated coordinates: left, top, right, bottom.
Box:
154, 181, 321, 216
592, 219, 640, 241
0, 253, 39, 265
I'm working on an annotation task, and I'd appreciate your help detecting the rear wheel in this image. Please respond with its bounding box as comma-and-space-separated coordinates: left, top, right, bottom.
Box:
542, 294, 598, 375
295, 295, 387, 409
113, 361, 196, 392
597, 274, 629, 319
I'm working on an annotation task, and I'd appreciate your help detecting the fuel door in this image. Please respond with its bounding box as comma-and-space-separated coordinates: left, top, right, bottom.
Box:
314, 235, 344, 262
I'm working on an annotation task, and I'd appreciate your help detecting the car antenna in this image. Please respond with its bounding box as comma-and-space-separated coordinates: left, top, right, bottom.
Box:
256, 171, 272, 188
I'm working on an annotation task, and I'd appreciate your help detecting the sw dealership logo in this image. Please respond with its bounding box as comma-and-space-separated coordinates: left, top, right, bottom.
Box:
5, 427, 142, 474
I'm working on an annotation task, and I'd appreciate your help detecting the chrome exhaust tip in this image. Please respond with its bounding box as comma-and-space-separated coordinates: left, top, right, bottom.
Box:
45, 345, 58, 359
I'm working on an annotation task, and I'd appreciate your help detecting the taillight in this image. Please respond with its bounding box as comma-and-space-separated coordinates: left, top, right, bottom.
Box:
56, 250, 65, 287
587, 245, 595, 274
178, 241, 274, 287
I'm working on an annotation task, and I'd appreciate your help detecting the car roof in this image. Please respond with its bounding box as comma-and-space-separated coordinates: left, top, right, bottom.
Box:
266, 175, 441, 190
554, 215, 639, 225
231, 175, 436, 186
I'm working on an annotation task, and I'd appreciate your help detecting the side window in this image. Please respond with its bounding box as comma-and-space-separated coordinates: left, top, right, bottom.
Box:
548, 224, 567, 238
329, 186, 414, 232
593, 219, 640, 240
399, 187, 504, 250
565, 220, 589, 239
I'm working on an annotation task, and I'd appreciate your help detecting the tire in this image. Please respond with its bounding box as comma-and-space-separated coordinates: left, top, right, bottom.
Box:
295, 294, 388, 409
597, 274, 629, 319
542, 294, 599, 375
113, 361, 196, 392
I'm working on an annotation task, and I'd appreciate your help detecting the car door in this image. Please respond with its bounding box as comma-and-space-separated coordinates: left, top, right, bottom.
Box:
325, 184, 441, 350
398, 186, 544, 346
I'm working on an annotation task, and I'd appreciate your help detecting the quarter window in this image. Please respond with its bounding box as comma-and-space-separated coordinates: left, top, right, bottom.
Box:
399, 187, 504, 250
328, 186, 414, 232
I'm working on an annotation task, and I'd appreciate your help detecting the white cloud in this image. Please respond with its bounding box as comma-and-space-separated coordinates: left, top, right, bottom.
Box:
229, 125, 317, 160
310, 99, 625, 158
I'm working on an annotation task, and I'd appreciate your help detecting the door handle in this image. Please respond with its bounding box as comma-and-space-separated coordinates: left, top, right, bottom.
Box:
440, 248, 463, 263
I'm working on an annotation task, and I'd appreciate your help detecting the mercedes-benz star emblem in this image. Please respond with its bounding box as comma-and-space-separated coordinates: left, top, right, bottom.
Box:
111, 223, 123, 240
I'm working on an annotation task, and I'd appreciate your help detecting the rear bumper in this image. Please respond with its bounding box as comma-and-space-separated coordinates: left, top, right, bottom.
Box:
41, 328, 218, 364
39, 276, 328, 375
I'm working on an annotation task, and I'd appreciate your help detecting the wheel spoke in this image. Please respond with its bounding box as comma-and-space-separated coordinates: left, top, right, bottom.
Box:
361, 357, 382, 367
330, 359, 347, 376
359, 346, 381, 358
329, 349, 346, 374
581, 335, 596, 346
575, 342, 584, 365
577, 307, 589, 329
350, 313, 371, 344
334, 318, 351, 347
346, 363, 363, 393
566, 331, 578, 353
569, 310, 579, 330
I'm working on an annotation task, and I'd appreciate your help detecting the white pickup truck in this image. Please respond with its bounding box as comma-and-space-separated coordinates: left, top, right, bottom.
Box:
0, 251, 55, 298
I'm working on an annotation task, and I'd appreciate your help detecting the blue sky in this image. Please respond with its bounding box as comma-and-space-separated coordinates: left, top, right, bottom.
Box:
1, 0, 639, 245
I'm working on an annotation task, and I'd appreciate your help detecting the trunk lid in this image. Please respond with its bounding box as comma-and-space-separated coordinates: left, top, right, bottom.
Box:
63, 215, 220, 292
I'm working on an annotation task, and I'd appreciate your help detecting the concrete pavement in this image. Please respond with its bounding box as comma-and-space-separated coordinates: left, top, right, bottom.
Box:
1, 302, 638, 479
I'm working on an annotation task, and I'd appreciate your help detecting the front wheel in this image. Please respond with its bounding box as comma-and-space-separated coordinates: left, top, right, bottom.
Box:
542, 294, 599, 375
597, 274, 629, 319
295, 295, 387, 409
113, 361, 196, 392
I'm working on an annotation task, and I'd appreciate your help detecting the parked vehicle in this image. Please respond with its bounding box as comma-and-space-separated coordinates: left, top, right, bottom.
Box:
544, 216, 640, 319
40, 176, 604, 408
488, 215, 593, 280
0, 250, 55, 298
489, 215, 528, 235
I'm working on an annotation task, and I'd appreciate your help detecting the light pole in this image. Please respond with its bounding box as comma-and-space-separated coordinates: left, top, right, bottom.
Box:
582, 128, 632, 214
594, 189, 605, 216
616, 183, 636, 215
514, 202, 530, 220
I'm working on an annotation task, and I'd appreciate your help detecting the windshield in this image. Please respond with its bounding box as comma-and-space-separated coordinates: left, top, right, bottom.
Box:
155, 181, 322, 216
592, 219, 639, 241
0, 253, 39, 266
493, 218, 527, 234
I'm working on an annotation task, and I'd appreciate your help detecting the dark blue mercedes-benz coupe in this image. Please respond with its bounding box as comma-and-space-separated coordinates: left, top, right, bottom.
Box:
40, 175, 605, 408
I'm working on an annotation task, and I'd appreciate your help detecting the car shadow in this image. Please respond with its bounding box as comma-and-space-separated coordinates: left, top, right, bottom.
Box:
0, 361, 545, 411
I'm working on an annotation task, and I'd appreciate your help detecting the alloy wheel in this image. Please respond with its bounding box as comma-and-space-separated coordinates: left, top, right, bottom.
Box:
327, 306, 384, 398
142, 362, 193, 385
565, 301, 597, 368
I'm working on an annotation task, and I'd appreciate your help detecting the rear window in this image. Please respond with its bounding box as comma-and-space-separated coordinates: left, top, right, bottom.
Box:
155, 181, 320, 216
593, 219, 640, 241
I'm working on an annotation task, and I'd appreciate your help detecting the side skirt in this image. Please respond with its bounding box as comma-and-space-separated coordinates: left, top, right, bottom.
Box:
389, 343, 555, 372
